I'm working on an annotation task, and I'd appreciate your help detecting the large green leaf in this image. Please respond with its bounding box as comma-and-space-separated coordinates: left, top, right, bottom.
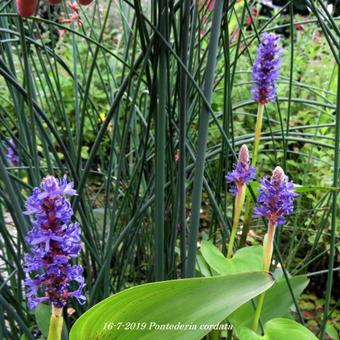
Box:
229, 275, 309, 328
200, 242, 263, 275
199, 242, 309, 326
236, 318, 317, 340
70, 272, 274, 340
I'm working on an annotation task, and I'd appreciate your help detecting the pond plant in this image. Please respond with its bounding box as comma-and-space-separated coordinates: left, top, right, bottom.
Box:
24, 176, 85, 339
0, 0, 339, 339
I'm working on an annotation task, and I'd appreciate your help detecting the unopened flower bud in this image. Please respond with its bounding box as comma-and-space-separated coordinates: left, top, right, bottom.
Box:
271, 166, 285, 187
239, 144, 250, 168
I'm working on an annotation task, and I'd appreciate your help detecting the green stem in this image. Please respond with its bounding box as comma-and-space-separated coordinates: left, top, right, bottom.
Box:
252, 103, 264, 167
239, 198, 252, 247
252, 222, 276, 332
178, 0, 191, 277
47, 306, 63, 340
252, 292, 265, 333
186, 0, 224, 278
207, 329, 221, 340
239, 103, 265, 246
227, 185, 246, 258
154, 0, 168, 281
263, 222, 276, 272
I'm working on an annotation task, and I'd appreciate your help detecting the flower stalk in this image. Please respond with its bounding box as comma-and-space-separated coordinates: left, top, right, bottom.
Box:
263, 222, 276, 272
251, 221, 277, 332
48, 306, 63, 340
226, 145, 255, 258
252, 167, 297, 332
252, 104, 264, 167
227, 185, 246, 259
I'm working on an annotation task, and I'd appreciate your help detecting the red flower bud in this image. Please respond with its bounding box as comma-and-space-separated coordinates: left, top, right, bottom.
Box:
16, 0, 38, 17
78, 0, 93, 5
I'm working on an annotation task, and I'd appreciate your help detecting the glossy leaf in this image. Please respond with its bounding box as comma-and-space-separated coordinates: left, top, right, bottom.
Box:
70, 272, 274, 340
326, 323, 340, 340
199, 242, 309, 326
195, 253, 212, 277
200, 241, 263, 275
236, 318, 318, 340
229, 275, 309, 327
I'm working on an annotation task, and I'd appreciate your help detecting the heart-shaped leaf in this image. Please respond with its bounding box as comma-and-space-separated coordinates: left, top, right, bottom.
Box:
236, 318, 317, 340
200, 241, 263, 275
70, 272, 274, 340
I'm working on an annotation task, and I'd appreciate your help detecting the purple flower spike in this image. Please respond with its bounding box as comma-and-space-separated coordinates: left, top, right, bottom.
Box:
251, 33, 282, 104
226, 145, 256, 196
23, 175, 85, 309
254, 166, 297, 225
6, 139, 19, 166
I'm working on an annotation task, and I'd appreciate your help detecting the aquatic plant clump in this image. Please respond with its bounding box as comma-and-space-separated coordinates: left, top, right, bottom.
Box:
23, 176, 85, 309
251, 33, 282, 104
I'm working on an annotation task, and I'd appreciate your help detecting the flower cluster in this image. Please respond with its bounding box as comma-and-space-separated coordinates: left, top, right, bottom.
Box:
226, 145, 256, 195
6, 139, 19, 166
16, 0, 93, 18
251, 33, 282, 104
24, 176, 85, 309
59, 2, 83, 28
254, 166, 297, 225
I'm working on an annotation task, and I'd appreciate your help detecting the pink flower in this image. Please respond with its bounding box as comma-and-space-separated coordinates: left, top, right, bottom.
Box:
208, 0, 215, 11
59, 2, 83, 27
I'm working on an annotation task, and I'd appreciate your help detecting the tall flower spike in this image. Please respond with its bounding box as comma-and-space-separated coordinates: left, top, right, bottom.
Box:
226, 144, 256, 196
252, 167, 297, 332
24, 175, 85, 310
226, 145, 256, 259
254, 166, 297, 225
6, 139, 19, 166
251, 33, 282, 104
